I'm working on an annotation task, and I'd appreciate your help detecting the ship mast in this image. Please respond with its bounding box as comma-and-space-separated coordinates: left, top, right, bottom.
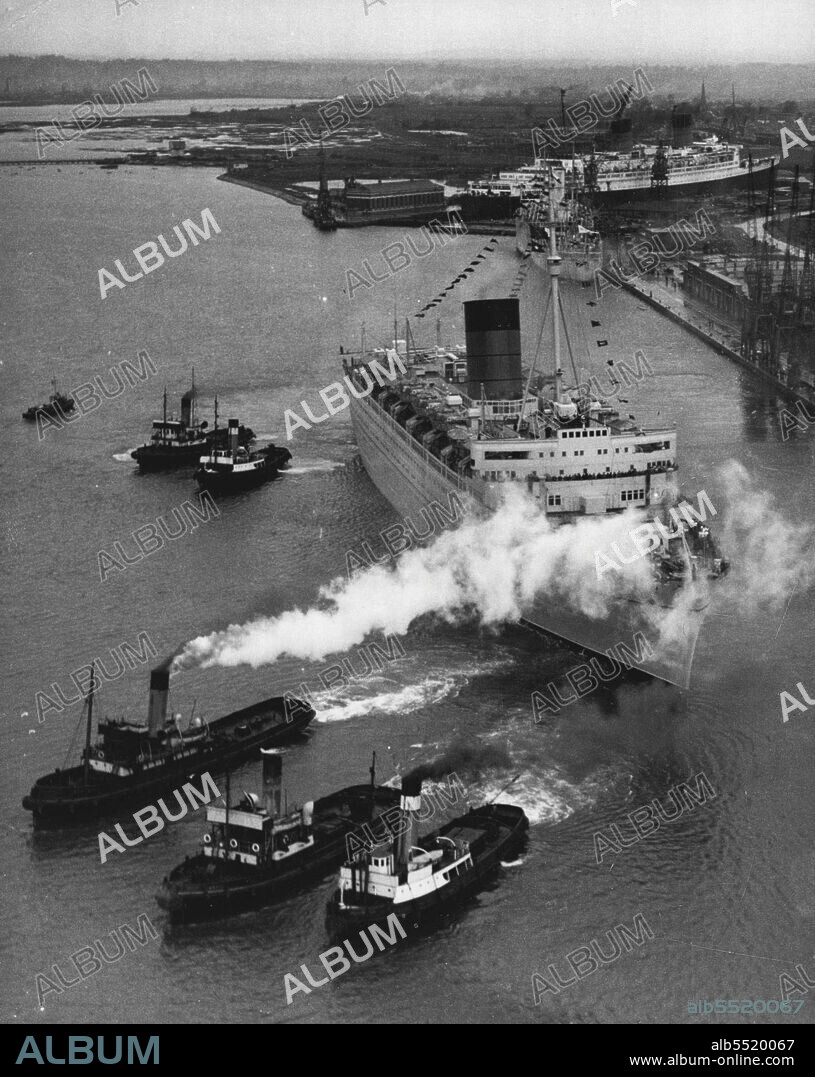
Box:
547, 166, 563, 403
83, 663, 95, 785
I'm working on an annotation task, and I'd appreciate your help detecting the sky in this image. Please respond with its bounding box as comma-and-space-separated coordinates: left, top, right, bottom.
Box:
0, 0, 812, 63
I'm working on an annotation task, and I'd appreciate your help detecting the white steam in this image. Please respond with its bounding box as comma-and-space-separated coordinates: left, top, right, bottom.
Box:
174, 462, 813, 675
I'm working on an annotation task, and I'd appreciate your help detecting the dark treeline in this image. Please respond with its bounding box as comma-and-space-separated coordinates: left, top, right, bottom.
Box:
1, 55, 813, 106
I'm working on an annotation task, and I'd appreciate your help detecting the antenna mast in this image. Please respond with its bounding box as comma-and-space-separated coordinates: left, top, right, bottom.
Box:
547, 166, 563, 404
83, 663, 95, 784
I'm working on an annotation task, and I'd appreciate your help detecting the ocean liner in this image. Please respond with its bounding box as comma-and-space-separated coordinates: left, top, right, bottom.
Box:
341, 213, 728, 688
471, 137, 778, 206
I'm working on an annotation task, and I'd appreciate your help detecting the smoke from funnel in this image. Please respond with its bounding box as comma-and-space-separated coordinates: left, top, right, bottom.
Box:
403, 737, 512, 785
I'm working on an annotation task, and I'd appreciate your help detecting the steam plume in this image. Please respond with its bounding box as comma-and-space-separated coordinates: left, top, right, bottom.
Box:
173, 463, 812, 677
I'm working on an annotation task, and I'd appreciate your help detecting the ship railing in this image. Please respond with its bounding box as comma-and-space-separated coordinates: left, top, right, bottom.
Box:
361, 388, 479, 497
544, 464, 674, 483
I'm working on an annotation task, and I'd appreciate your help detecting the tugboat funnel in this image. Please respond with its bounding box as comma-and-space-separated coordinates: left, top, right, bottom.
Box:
261, 749, 282, 817
395, 775, 422, 868
180, 389, 194, 428
228, 418, 239, 453
147, 668, 170, 737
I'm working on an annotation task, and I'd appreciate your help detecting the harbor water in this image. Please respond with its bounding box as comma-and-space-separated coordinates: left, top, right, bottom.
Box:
2, 159, 814, 1024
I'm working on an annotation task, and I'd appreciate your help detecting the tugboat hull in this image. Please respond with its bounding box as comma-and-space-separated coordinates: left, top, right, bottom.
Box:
326, 803, 528, 932
157, 785, 400, 922
131, 425, 256, 471
22, 697, 314, 826
194, 447, 291, 494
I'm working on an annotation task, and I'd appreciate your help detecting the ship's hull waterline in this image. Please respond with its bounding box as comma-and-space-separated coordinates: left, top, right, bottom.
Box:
589, 159, 775, 205
349, 389, 706, 689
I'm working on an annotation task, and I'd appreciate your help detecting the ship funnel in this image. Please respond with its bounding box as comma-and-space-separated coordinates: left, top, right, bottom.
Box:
395, 775, 422, 870
609, 116, 633, 152
228, 418, 239, 452
180, 389, 194, 427
464, 298, 522, 401
261, 749, 282, 817
147, 668, 170, 737
671, 104, 694, 149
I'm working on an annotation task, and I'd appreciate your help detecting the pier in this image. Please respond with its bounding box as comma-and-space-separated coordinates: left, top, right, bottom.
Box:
619, 272, 814, 408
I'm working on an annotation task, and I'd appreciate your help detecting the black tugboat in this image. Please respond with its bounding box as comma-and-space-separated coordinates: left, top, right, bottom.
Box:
326, 777, 528, 932
131, 381, 254, 471
156, 751, 400, 922
195, 419, 291, 494
22, 665, 314, 826
22, 377, 75, 421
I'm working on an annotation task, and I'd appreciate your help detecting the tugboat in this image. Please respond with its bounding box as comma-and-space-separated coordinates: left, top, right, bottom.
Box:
131, 381, 255, 471
195, 419, 291, 494
156, 751, 400, 922
326, 777, 528, 932
22, 377, 75, 421
22, 664, 314, 826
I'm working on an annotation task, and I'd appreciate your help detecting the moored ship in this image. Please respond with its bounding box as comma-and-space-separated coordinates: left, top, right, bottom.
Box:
22, 665, 314, 825
326, 776, 528, 931
474, 139, 778, 205
156, 751, 400, 921
195, 419, 291, 493
341, 210, 728, 688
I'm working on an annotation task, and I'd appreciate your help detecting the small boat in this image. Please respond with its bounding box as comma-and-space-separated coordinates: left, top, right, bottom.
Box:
326, 776, 528, 932
195, 419, 291, 493
131, 381, 254, 471
22, 377, 75, 421
156, 751, 400, 922
22, 664, 314, 826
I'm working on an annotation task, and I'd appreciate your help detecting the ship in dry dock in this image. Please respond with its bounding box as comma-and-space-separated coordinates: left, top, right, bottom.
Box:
341, 209, 728, 688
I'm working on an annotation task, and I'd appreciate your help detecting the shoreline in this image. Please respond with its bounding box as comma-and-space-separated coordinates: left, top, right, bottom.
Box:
217, 172, 307, 206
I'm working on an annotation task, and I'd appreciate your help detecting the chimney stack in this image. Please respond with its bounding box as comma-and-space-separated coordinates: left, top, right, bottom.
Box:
147, 668, 170, 737
671, 104, 694, 149
464, 298, 523, 402
261, 750, 282, 817
228, 418, 239, 453
395, 775, 422, 869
